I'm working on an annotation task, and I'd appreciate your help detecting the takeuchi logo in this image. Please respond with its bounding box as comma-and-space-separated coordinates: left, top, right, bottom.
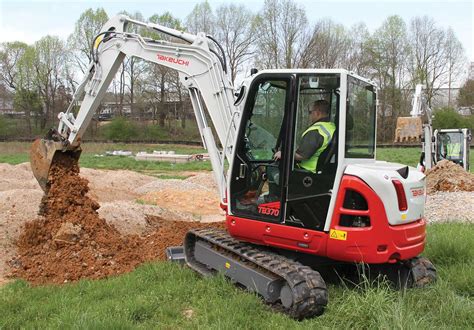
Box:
157, 54, 189, 66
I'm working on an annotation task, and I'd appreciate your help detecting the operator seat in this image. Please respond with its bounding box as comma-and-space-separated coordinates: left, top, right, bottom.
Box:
316, 129, 338, 174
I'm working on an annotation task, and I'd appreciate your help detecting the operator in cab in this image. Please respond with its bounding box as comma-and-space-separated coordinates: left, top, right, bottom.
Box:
273, 100, 335, 173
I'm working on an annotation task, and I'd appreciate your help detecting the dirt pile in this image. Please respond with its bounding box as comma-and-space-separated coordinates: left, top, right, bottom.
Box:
9, 154, 224, 285
425, 160, 474, 194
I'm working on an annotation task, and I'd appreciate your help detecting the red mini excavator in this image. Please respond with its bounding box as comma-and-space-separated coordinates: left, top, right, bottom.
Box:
30, 15, 436, 319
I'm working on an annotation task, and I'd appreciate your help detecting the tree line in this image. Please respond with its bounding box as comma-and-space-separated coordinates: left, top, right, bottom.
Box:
0, 0, 471, 142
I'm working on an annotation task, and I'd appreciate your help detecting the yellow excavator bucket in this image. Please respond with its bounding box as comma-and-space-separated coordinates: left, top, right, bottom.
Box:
394, 117, 423, 143
30, 138, 81, 191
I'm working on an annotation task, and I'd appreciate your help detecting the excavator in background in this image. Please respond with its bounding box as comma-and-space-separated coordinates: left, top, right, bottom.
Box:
30, 15, 436, 319
395, 84, 471, 172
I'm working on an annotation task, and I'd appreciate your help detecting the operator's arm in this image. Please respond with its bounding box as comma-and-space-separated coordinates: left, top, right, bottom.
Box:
296, 131, 323, 160
273, 131, 323, 161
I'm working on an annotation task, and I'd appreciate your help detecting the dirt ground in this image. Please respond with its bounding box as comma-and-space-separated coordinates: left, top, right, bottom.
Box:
0, 159, 472, 285
0, 162, 224, 285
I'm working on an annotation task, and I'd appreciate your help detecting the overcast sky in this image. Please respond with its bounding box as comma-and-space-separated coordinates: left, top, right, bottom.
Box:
0, 0, 473, 63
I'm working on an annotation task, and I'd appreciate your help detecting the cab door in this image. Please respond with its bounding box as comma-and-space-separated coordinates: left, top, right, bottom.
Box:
286, 74, 340, 231
229, 74, 294, 223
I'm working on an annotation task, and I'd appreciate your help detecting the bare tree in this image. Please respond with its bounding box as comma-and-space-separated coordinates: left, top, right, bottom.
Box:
116, 11, 149, 118
215, 4, 256, 83
302, 19, 351, 69
185, 0, 215, 35
408, 16, 448, 107
444, 28, 465, 107
142, 12, 185, 127
365, 16, 410, 142
345, 23, 371, 76
67, 8, 109, 75
33, 36, 69, 128
254, 0, 309, 69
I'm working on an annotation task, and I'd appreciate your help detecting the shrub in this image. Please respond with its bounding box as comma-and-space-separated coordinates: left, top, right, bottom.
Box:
457, 79, 474, 107
142, 124, 169, 140
0, 115, 6, 130
102, 117, 139, 141
432, 107, 473, 130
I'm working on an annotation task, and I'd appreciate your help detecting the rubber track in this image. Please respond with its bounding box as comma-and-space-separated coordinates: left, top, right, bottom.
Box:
184, 228, 328, 319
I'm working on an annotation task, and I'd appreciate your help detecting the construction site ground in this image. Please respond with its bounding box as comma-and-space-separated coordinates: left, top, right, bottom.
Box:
0, 158, 473, 286
0, 161, 225, 285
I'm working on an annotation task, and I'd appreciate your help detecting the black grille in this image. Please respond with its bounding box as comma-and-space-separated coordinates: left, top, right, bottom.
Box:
343, 189, 368, 210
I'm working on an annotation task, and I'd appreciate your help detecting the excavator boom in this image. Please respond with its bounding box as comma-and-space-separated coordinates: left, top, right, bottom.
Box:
30, 14, 237, 197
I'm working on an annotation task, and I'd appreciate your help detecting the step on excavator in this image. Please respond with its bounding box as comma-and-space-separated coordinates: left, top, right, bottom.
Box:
30, 15, 436, 319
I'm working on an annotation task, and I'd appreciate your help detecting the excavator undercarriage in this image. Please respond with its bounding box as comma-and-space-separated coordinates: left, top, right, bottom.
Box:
172, 228, 436, 319
184, 228, 328, 319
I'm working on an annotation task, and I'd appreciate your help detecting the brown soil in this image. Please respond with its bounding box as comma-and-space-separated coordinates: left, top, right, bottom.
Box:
141, 189, 220, 216
9, 153, 224, 285
425, 160, 474, 194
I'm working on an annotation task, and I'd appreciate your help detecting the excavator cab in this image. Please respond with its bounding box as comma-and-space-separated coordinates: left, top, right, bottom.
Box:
435, 128, 471, 171
229, 71, 375, 234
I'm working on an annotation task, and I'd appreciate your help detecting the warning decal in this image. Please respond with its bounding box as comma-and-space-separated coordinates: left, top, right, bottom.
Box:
329, 229, 348, 241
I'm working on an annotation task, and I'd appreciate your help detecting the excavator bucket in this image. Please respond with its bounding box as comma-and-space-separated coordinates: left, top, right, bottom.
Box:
30, 136, 81, 192
394, 117, 423, 143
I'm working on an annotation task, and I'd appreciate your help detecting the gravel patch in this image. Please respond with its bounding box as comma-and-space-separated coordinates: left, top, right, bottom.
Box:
425, 191, 474, 224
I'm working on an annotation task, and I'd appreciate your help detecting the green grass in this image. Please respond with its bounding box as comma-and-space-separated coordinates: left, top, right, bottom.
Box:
1, 223, 473, 328
377, 148, 422, 168
79, 154, 212, 173
0, 153, 28, 165
0, 142, 212, 174
0, 142, 472, 173
377, 147, 474, 172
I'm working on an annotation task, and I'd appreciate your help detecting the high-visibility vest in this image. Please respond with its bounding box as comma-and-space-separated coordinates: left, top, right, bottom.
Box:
299, 121, 336, 173
447, 142, 461, 158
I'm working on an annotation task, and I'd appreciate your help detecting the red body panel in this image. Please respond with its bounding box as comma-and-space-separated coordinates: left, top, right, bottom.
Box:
226, 175, 426, 264
326, 175, 426, 263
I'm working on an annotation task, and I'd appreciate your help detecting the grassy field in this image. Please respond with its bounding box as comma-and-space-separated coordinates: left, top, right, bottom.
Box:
1, 223, 473, 328
1, 141, 472, 173
0, 142, 211, 176
1, 142, 473, 327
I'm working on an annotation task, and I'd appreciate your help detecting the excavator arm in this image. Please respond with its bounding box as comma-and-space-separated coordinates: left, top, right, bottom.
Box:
31, 15, 239, 202
411, 84, 435, 170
